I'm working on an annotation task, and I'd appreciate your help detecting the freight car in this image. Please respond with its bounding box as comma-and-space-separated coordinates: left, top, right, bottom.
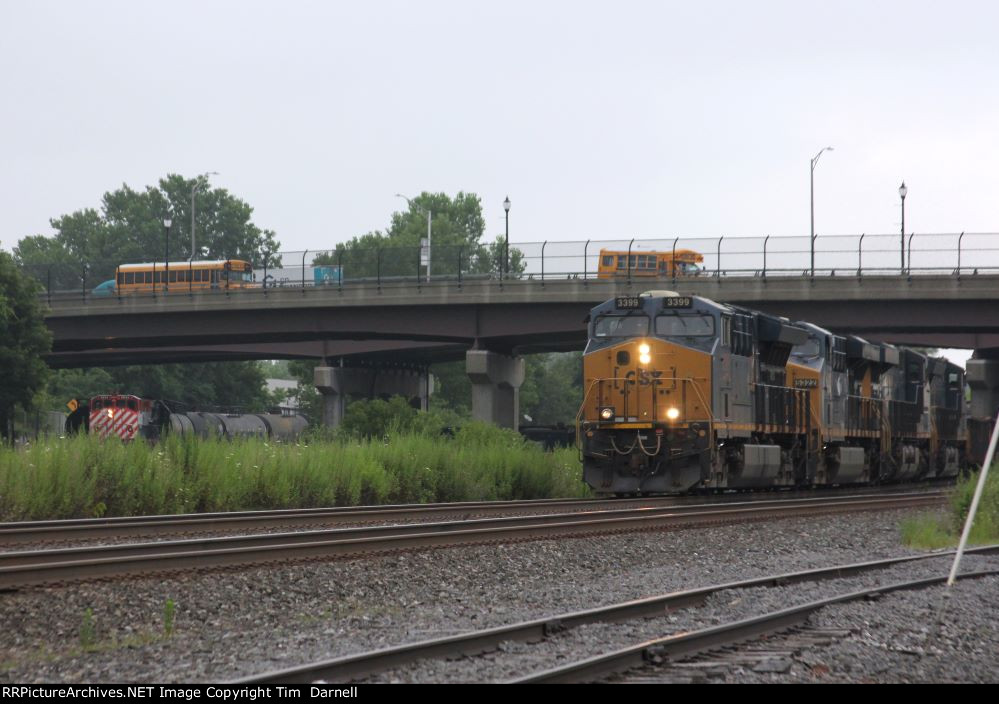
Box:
578, 290, 978, 495
66, 394, 307, 442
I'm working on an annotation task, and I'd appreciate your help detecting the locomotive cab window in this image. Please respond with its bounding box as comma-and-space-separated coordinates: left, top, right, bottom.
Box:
655, 313, 715, 337
594, 314, 649, 338
796, 336, 822, 358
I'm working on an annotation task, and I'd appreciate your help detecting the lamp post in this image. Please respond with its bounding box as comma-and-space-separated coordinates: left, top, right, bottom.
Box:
810, 147, 834, 276
190, 171, 219, 261
503, 196, 511, 279
163, 217, 172, 292
396, 194, 432, 282
899, 181, 908, 272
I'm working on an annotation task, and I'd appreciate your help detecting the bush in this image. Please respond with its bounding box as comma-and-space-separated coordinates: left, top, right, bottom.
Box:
0, 430, 589, 520
901, 467, 999, 549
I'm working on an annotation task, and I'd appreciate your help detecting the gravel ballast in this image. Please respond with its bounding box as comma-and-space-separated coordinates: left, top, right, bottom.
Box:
0, 506, 993, 683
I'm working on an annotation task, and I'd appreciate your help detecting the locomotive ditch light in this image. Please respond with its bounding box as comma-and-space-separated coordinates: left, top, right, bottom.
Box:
600, 407, 615, 420
639, 353, 652, 364
666, 407, 680, 421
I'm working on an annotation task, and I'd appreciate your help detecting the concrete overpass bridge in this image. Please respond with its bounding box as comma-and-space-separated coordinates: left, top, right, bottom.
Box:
42, 271, 999, 428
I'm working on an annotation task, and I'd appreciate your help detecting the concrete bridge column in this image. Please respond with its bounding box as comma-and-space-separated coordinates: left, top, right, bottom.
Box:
967, 356, 999, 419
314, 366, 431, 428
466, 350, 525, 430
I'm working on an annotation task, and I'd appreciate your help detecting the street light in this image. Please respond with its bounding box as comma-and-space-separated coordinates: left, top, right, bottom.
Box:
503, 196, 511, 279
396, 194, 432, 282
810, 147, 834, 276
899, 181, 908, 272
163, 217, 173, 292
190, 171, 219, 261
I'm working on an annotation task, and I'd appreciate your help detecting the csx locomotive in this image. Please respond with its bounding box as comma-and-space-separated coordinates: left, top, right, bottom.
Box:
579, 290, 972, 495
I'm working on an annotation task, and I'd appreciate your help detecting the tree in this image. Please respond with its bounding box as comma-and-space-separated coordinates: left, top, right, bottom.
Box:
520, 352, 583, 425
14, 175, 283, 413
316, 192, 524, 280
0, 252, 52, 442
15, 174, 280, 291
39, 362, 281, 414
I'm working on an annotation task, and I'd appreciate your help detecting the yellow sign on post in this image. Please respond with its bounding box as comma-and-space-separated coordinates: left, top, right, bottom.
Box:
67, 399, 78, 413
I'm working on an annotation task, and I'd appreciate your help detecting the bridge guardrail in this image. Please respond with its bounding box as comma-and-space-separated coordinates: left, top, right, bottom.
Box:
23, 232, 999, 302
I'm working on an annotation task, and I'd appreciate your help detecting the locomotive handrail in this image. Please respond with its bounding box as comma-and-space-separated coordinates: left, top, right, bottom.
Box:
575, 376, 716, 455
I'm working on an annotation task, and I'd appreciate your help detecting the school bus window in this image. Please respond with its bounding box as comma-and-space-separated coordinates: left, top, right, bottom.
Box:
117, 273, 124, 285
169, 271, 177, 283
602, 255, 613, 267
125, 272, 135, 284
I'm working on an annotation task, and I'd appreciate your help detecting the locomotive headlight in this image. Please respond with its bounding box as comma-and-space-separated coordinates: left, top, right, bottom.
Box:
638, 343, 650, 355
107, 409, 114, 419
599, 407, 615, 420
666, 407, 680, 421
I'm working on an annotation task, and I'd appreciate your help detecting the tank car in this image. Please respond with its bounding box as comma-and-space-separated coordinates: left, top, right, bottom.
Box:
68, 394, 307, 442
578, 290, 969, 495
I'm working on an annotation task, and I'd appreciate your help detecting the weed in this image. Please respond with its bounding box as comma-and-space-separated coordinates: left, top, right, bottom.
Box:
79, 609, 96, 650
163, 599, 176, 637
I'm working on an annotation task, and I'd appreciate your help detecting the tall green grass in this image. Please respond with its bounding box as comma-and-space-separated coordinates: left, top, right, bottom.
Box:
901, 467, 999, 549
0, 424, 588, 520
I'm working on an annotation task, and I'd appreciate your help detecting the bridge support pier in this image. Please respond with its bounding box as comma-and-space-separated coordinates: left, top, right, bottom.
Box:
466, 350, 525, 430
314, 366, 430, 428
967, 356, 999, 419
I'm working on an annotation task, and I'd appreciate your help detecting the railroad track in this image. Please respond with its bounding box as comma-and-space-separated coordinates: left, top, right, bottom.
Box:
0, 483, 951, 546
231, 544, 999, 684
520, 569, 999, 683
0, 491, 946, 590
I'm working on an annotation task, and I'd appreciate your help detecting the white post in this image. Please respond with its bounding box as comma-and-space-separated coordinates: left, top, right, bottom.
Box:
946, 411, 999, 587
426, 209, 432, 282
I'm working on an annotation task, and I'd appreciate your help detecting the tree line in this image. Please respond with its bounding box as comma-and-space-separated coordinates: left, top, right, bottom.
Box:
5, 175, 579, 433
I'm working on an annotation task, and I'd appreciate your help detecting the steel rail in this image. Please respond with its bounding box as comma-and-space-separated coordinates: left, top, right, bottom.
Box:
0, 492, 945, 590
233, 545, 999, 684
0, 485, 951, 546
515, 568, 999, 683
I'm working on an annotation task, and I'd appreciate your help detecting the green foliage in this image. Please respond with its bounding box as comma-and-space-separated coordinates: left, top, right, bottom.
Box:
15, 174, 280, 290
315, 191, 525, 279
285, 360, 322, 421
429, 361, 472, 416
0, 251, 52, 442
339, 396, 464, 439
79, 609, 96, 650
901, 468, 999, 548
163, 599, 176, 637
0, 433, 588, 520
37, 362, 276, 413
521, 352, 583, 425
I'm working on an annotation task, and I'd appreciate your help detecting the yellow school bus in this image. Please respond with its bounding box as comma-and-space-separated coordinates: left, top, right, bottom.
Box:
114, 260, 254, 293
597, 249, 704, 279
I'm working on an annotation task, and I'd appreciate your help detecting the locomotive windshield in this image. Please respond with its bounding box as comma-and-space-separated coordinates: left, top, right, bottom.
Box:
794, 336, 822, 358
594, 314, 649, 338
655, 313, 714, 337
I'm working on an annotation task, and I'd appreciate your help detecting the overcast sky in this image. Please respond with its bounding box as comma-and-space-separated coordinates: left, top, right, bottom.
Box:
3, 0, 998, 257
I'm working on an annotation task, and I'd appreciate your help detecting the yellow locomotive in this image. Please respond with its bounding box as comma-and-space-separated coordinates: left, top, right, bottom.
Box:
578, 291, 967, 494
